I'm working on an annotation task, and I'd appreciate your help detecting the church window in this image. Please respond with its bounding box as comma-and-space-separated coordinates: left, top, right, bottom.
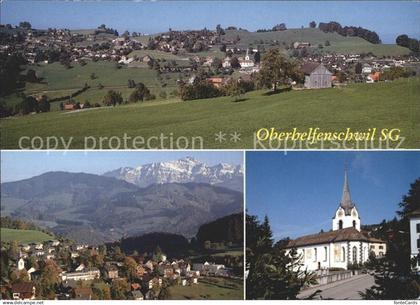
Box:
324, 247, 328, 261
417, 223, 420, 233
342, 247, 345, 262
352, 246, 357, 263
339, 220, 343, 230
379, 245, 383, 250
314, 248, 317, 262
417, 238, 420, 249
352, 220, 356, 228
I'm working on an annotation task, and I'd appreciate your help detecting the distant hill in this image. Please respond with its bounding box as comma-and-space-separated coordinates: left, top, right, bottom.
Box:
196, 213, 243, 244
117, 232, 190, 258
1, 172, 243, 244
222, 28, 410, 56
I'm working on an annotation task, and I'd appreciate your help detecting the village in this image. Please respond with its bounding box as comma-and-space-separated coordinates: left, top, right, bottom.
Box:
0, 238, 238, 300
1, 22, 419, 94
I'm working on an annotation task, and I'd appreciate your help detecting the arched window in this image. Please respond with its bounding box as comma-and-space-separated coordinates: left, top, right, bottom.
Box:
352, 220, 356, 228
314, 248, 317, 262
352, 246, 357, 263
339, 220, 343, 230
324, 246, 328, 261
342, 247, 346, 262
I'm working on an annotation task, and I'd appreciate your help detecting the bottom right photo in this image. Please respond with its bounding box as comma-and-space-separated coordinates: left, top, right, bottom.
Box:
245, 151, 420, 300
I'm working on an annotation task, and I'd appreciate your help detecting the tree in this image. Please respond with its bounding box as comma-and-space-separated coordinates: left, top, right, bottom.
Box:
17, 96, 38, 115
128, 83, 152, 102
37, 260, 61, 299
220, 44, 227, 52
355, 62, 363, 74
258, 49, 302, 91
325, 40, 330, 46
124, 257, 138, 281
37, 95, 50, 113
246, 214, 317, 299
111, 278, 129, 300
230, 56, 241, 69
103, 90, 123, 106
19, 21, 32, 29
309, 21, 317, 28
254, 51, 261, 63
361, 178, 420, 299
26, 69, 38, 83
228, 80, 246, 102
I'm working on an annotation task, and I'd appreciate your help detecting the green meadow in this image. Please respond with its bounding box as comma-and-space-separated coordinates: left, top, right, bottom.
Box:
168, 277, 243, 300
0, 228, 53, 244
1, 78, 419, 149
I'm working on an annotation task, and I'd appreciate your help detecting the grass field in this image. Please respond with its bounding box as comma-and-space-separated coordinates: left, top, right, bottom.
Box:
168, 277, 243, 300
1, 78, 419, 149
0, 228, 53, 244
224, 28, 410, 57
1, 60, 182, 110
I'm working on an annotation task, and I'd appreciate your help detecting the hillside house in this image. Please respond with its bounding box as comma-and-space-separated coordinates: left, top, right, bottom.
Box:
62, 268, 100, 281
302, 63, 332, 89
105, 264, 119, 279
293, 41, 311, 49
207, 77, 226, 88
12, 283, 36, 300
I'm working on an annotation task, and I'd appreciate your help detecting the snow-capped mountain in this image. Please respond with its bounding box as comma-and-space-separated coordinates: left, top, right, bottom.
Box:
103, 157, 244, 192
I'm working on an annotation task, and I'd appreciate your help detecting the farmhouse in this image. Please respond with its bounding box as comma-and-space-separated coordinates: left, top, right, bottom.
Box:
11, 283, 36, 300
285, 170, 387, 272
293, 41, 311, 49
302, 63, 332, 89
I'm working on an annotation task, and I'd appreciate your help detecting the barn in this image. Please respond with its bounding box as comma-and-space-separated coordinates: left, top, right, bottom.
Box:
302, 63, 332, 89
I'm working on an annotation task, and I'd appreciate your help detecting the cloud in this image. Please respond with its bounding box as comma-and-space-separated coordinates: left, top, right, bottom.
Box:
351, 153, 382, 187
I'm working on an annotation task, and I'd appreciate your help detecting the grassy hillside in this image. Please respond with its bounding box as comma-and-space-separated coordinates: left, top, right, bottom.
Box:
2, 60, 181, 110
223, 28, 410, 56
1, 228, 53, 244
2, 78, 418, 149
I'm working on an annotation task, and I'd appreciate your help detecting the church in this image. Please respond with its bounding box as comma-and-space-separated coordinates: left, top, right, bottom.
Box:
285, 170, 386, 272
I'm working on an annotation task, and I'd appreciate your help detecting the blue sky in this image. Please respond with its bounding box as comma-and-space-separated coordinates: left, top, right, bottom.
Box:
246, 151, 420, 240
0, 151, 243, 182
1, 1, 419, 43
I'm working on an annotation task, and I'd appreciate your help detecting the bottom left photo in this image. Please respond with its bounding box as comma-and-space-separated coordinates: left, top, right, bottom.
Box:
0, 151, 244, 300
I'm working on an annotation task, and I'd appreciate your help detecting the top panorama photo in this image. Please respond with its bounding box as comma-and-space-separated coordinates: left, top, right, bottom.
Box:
0, 1, 419, 150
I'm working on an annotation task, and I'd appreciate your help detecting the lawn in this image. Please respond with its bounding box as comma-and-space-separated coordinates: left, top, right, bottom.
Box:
0, 228, 53, 244
168, 277, 243, 300
1, 78, 419, 149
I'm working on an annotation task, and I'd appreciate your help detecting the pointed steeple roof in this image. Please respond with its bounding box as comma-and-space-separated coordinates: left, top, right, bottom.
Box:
339, 169, 355, 215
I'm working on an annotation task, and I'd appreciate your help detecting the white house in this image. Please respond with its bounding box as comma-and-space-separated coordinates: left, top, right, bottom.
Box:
239, 49, 254, 69
409, 209, 420, 272
17, 258, 25, 271
285, 170, 387, 272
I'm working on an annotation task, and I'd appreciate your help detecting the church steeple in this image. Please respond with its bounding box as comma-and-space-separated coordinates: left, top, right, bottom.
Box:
332, 168, 361, 231
340, 169, 354, 213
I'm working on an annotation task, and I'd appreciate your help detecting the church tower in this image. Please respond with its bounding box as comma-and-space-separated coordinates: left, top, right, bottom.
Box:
332, 170, 361, 231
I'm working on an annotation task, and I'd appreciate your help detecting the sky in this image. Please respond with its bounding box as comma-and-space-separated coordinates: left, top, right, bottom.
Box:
0, 150, 243, 182
1, 1, 419, 43
246, 151, 420, 240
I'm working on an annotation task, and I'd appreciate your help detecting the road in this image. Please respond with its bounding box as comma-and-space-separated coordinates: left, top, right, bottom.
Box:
298, 274, 375, 300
